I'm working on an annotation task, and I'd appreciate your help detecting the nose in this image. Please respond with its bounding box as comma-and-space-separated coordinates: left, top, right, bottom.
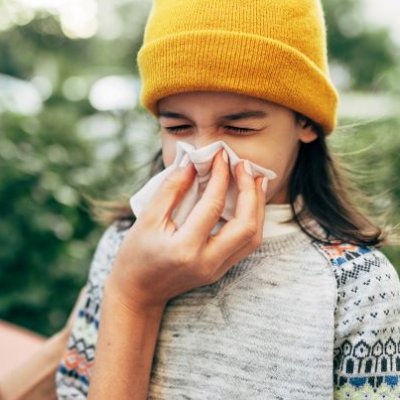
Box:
190, 128, 219, 149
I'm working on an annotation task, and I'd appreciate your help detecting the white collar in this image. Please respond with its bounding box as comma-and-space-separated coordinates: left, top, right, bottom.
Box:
262, 203, 300, 238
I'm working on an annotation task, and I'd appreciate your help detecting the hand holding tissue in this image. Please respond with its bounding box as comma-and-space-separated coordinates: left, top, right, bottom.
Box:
130, 141, 277, 235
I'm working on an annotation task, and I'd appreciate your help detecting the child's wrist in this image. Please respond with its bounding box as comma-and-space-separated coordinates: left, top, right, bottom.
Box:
103, 275, 167, 318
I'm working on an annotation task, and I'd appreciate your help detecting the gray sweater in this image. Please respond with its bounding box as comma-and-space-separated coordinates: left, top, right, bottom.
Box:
56, 222, 400, 399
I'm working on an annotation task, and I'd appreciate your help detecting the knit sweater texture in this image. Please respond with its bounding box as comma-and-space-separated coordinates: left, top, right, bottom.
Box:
56, 221, 400, 399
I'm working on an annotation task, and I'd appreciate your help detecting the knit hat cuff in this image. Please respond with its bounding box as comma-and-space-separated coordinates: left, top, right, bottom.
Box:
138, 30, 339, 134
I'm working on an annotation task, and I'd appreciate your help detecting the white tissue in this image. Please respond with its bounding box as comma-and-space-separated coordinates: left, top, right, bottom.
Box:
130, 141, 277, 235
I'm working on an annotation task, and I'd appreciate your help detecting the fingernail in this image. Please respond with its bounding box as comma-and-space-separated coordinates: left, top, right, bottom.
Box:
179, 154, 190, 168
222, 149, 229, 164
262, 177, 268, 193
243, 160, 253, 176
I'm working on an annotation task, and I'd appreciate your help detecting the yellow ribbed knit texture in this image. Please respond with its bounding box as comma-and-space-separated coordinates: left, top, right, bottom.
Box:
137, 0, 339, 134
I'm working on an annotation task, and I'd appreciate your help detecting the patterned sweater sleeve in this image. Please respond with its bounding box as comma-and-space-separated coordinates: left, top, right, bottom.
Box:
319, 243, 400, 399
55, 222, 129, 399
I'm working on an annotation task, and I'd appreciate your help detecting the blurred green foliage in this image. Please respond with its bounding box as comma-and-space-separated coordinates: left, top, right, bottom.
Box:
324, 0, 399, 91
0, 0, 399, 336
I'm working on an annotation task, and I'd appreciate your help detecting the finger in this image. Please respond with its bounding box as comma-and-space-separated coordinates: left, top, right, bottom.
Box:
177, 149, 230, 242
254, 175, 267, 242
204, 161, 260, 260
202, 178, 266, 283
142, 158, 196, 225
212, 177, 266, 278
234, 160, 259, 222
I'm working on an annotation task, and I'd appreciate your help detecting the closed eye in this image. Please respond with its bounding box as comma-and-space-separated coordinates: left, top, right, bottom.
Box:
163, 125, 191, 133
227, 126, 255, 134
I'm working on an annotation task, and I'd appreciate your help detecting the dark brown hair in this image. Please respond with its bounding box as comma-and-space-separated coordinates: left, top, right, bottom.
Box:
291, 113, 385, 246
91, 113, 386, 246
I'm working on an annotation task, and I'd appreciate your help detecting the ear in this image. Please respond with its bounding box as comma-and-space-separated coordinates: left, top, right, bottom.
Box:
298, 124, 318, 144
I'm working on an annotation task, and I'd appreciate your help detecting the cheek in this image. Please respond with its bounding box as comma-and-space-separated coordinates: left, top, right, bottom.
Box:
263, 145, 300, 193
235, 137, 297, 175
244, 138, 299, 192
161, 135, 178, 167
256, 155, 287, 189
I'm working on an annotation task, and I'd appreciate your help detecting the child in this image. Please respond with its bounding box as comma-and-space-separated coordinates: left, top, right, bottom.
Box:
56, 0, 400, 399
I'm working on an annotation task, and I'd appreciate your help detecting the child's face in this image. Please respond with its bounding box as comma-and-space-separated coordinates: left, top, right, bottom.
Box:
157, 91, 317, 204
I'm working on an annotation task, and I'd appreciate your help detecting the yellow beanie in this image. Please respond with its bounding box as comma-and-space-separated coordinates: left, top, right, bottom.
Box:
137, 0, 339, 134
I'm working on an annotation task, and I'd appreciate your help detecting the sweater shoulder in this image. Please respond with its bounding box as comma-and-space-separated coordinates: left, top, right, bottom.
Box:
312, 242, 398, 289
313, 242, 374, 268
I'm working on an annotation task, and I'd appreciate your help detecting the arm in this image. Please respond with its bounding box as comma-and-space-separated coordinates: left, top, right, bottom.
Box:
0, 329, 69, 400
0, 287, 86, 400
85, 151, 266, 398
87, 280, 165, 400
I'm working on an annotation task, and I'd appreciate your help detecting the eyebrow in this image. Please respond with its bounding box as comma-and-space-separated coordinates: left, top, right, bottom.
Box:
158, 110, 268, 122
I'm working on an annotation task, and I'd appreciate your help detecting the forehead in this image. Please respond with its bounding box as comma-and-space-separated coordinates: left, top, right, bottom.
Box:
157, 91, 271, 111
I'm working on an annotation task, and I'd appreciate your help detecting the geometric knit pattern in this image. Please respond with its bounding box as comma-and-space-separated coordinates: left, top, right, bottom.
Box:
56, 283, 101, 396
56, 223, 128, 398
314, 242, 400, 399
56, 224, 400, 399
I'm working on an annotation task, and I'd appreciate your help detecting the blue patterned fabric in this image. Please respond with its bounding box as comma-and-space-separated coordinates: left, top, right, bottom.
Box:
315, 242, 400, 398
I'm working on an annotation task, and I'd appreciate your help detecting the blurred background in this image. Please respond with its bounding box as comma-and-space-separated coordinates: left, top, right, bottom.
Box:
0, 0, 399, 337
